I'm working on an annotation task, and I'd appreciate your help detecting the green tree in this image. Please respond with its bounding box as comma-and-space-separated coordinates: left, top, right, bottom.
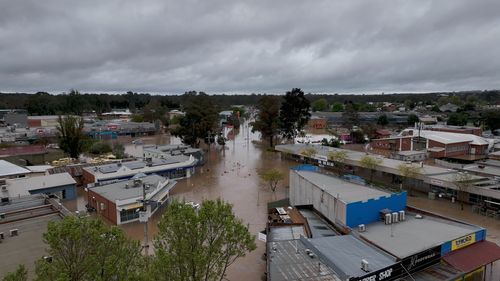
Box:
327, 150, 348, 174
453, 172, 473, 211
57, 115, 89, 159
112, 143, 126, 159
397, 163, 422, 196
279, 88, 311, 140
447, 112, 468, 126
251, 96, 281, 147
89, 141, 112, 155
153, 199, 256, 281
360, 155, 383, 182
300, 147, 317, 164
377, 114, 389, 126
482, 110, 500, 131
331, 102, 344, 112
407, 114, 419, 125
342, 102, 359, 127
2, 265, 28, 281
171, 92, 219, 147
34, 216, 144, 281
260, 168, 284, 194
311, 98, 328, 112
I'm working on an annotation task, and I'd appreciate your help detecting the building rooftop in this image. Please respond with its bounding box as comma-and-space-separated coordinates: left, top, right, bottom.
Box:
83, 156, 196, 180
26, 165, 53, 173
299, 209, 338, 238
6, 172, 76, 197
399, 129, 490, 146
304, 235, 397, 280
267, 238, 341, 281
268, 225, 306, 242
0, 195, 61, 276
89, 174, 176, 203
294, 170, 393, 204
357, 212, 482, 258
0, 160, 31, 177
463, 165, 500, 177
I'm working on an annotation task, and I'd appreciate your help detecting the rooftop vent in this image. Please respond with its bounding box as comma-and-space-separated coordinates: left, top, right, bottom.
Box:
133, 179, 142, 187
358, 224, 366, 232
361, 259, 370, 272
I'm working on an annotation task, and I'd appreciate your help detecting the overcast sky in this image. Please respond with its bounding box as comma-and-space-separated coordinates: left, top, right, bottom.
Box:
1, 1, 499, 94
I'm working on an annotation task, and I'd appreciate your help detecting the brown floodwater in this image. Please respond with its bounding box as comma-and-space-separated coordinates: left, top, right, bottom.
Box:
118, 121, 298, 281
69, 123, 500, 281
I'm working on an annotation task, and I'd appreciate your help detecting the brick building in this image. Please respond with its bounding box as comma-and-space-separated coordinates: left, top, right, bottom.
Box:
87, 174, 175, 225
371, 129, 491, 159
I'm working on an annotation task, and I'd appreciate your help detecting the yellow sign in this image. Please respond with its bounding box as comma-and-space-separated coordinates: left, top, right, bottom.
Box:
451, 233, 476, 251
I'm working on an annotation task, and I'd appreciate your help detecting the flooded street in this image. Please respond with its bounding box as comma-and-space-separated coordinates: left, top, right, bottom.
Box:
68, 122, 500, 281
120, 122, 298, 280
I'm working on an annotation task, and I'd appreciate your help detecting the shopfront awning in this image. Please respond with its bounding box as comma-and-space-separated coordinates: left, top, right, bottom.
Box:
119, 203, 143, 211
443, 241, 500, 273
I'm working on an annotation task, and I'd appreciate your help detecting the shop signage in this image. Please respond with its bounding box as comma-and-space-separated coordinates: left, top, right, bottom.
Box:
430, 179, 446, 187
451, 233, 476, 251
352, 246, 442, 281
351, 264, 401, 281
401, 245, 441, 273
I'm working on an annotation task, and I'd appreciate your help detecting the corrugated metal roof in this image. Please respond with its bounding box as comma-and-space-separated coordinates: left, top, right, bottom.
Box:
305, 235, 397, 280
443, 240, 500, 273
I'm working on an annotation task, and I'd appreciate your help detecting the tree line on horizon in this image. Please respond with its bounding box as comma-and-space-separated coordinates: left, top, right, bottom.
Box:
1, 89, 499, 116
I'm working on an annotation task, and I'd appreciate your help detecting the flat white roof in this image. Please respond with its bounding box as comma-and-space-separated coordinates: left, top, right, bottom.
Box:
0, 160, 31, 177
358, 213, 481, 258
26, 165, 53, 173
295, 170, 392, 203
6, 172, 76, 197
399, 129, 489, 146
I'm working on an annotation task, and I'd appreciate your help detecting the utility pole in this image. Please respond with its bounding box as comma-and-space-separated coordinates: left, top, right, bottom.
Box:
140, 183, 150, 256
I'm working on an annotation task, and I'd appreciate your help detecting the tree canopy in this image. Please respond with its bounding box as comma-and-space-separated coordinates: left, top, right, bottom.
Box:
360, 155, 382, 182
34, 216, 144, 281
153, 199, 256, 281
452, 172, 473, 210
342, 101, 359, 127
377, 114, 389, 126
251, 96, 281, 147
171, 92, 219, 147
279, 88, 311, 140
407, 114, 419, 125
447, 112, 468, 126
2, 265, 27, 281
57, 115, 90, 159
311, 98, 328, 112
260, 168, 284, 193
397, 163, 422, 196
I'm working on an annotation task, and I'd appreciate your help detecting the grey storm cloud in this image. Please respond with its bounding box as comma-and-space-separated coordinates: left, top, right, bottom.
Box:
1, 0, 500, 94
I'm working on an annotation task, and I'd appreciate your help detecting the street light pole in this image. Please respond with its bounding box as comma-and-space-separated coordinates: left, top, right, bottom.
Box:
141, 183, 150, 256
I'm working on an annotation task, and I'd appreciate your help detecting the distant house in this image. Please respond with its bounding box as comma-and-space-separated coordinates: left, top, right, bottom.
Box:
439, 103, 459, 113
168, 109, 185, 120
375, 129, 392, 139
307, 116, 327, 129
101, 109, 132, 121
419, 116, 438, 125
27, 115, 60, 128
